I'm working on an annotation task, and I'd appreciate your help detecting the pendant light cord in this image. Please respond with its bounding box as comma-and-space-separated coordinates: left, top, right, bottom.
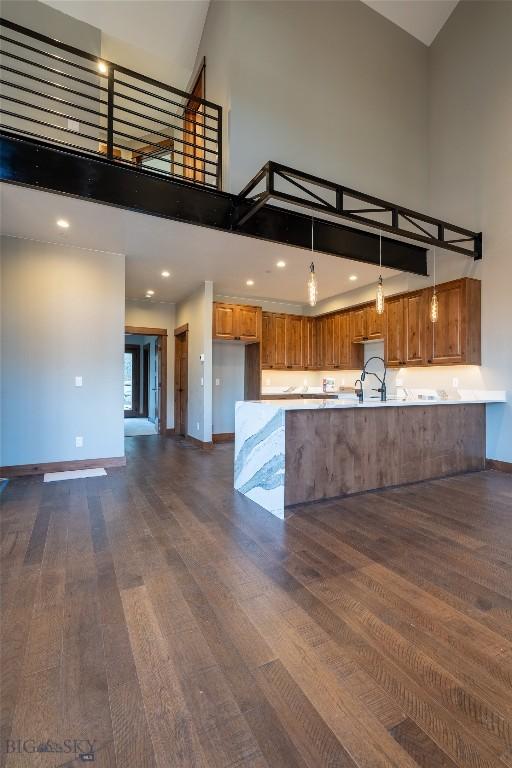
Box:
379, 230, 382, 272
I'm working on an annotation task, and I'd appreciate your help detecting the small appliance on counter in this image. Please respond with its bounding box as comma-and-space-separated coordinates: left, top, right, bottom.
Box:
323, 377, 336, 393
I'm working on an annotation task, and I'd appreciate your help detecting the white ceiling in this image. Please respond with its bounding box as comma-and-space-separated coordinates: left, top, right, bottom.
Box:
42, 0, 210, 89
361, 0, 458, 46
0, 183, 398, 305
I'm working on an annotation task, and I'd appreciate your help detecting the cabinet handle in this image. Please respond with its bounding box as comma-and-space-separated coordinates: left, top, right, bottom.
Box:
235, 336, 240, 340
427, 359, 432, 364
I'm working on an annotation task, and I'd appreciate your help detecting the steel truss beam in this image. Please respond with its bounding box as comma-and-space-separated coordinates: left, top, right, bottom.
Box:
235, 161, 482, 260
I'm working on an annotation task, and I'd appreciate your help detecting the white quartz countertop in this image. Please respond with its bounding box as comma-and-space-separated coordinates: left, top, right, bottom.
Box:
243, 395, 506, 411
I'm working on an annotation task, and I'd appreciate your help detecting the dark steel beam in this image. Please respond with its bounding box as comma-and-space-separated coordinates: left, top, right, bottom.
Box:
0, 131, 428, 275
236, 161, 482, 260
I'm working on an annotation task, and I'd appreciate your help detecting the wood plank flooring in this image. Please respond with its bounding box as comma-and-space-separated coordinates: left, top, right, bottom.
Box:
1, 436, 512, 767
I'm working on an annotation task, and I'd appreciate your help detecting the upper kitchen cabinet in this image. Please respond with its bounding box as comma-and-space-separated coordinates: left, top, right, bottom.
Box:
385, 290, 427, 367
332, 312, 363, 370
403, 290, 428, 367
285, 314, 304, 368
426, 278, 481, 365
384, 295, 406, 367
365, 304, 384, 340
213, 302, 261, 342
303, 316, 322, 369
262, 312, 302, 369
350, 304, 384, 343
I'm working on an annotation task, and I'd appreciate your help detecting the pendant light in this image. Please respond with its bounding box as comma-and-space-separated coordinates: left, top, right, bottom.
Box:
430, 247, 439, 323
375, 231, 385, 315
308, 216, 318, 307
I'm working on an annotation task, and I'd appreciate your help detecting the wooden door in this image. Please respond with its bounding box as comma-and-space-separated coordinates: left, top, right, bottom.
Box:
384, 295, 405, 367
350, 308, 366, 342
174, 331, 188, 436
403, 291, 427, 366
238, 305, 260, 341
213, 303, 236, 340
261, 312, 274, 368
365, 305, 384, 340
429, 280, 464, 365
285, 315, 303, 368
273, 314, 287, 368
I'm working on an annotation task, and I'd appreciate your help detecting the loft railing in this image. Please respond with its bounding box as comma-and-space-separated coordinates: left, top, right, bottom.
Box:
0, 18, 222, 189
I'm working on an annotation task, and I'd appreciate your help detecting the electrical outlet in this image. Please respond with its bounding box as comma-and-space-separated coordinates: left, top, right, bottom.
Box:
452, 377, 459, 388
215, 378, 220, 386
67, 119, 80, 132
396, 377, 404, 386
75, 376, 83, 387
200, 377, 204, 386
75, 436, 83, 448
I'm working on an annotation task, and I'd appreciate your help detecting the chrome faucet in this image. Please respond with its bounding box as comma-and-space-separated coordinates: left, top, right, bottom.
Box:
360, 356, 387, 402
354, 379, 364, 403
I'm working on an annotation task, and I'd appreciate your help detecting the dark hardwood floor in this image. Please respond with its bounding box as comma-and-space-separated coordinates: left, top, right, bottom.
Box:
2, 436, 512, 767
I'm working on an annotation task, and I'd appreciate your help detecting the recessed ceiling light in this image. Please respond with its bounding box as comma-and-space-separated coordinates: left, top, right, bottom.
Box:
276, 260, 286, 268
161, 270, 170, 278
146, 290, 155, 296
56, 219, 69, 229
98, 61, 108, 74
246, 279, 254, 286
349, 275, 358, 281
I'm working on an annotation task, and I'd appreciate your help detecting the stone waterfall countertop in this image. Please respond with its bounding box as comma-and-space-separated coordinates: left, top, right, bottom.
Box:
247, 392, 507, 410
234, 391, 506, 519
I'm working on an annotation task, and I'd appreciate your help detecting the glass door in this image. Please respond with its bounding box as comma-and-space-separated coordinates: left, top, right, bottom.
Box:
124, 345, 140, 417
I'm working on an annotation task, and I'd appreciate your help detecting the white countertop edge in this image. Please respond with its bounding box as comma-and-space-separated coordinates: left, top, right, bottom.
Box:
238, 397, 506, 411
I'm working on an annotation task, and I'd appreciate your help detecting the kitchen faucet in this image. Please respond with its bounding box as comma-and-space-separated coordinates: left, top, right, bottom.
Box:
359, 356, 387, 402
354, 379, 364, 403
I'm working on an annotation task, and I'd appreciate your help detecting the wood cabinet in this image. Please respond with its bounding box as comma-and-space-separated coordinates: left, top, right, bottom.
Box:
350, 305, 383, 343
261, 312, 302, 369
426, 278, 481, 365
384, 278, 481, 368
336, 312, 363, 370
384, 295, 406, 368
365, 305, 384, 340
303, 317, 322, 369
403, 290, 427, 366
231, 277, 480, 374
213, 302, 261, 342
350, 307, 366, 343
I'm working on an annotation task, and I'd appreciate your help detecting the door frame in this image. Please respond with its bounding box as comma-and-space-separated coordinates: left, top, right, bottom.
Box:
174, 323, 189, 437
125, 326, 167, 435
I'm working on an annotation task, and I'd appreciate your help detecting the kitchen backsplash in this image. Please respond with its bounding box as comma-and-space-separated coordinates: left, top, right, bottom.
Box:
262, 341, 486, 398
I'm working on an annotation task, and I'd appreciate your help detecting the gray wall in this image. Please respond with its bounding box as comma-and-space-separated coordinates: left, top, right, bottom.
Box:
175, 282, 213, 443
197, 0, 429, 207
428, 0, 512, 463
1, 236, 125, 467
1, 1, 103, 153
212, 342, 245, 434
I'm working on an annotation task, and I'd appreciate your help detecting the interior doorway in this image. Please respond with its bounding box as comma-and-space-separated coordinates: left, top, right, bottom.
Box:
174, 324, 189, 437
124, 326, 168, 436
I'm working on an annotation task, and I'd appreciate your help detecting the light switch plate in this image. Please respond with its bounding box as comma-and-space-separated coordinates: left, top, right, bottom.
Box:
75, 436, 83, 448
67, 119, 80, 132
215, 378, 220, 386
75, 376, 83, 387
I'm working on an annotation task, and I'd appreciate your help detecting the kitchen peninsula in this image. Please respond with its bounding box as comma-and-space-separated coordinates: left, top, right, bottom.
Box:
234, 394, 505, 518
